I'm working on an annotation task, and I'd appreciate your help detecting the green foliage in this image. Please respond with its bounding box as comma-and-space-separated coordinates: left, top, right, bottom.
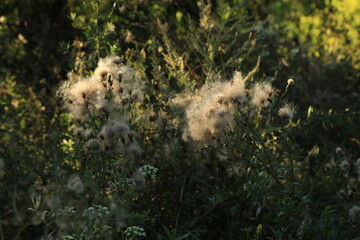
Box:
1, 0, 359, 239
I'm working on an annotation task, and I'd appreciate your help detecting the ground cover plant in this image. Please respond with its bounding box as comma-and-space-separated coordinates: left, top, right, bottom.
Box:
0, 0, 359, 239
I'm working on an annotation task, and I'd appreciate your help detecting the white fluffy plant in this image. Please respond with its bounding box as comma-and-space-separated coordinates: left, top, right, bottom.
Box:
182, 71, 247, 144
57, 56, 144, 157
181, 59, 296, 145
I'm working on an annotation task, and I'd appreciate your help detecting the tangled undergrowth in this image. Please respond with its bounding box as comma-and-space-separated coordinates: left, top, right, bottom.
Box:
1, 0, 359, 239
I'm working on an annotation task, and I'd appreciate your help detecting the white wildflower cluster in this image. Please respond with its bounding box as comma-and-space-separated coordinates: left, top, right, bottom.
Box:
66, 175, 84, 193
181, 71, 287, 143
336, 147, 343, 154
278, 103, 296, 119
138, 165, 158, 180
339, 158, 350, 172
349, 206, 360, 222
124, 226, 146, 238
57, 56, 143, 156
170, 93, 202, 111
182, 72, 247, 143
91, 119, 141, 156
57, 56, 144, 121
250, 82, 275, 107
83, 205, 110, 219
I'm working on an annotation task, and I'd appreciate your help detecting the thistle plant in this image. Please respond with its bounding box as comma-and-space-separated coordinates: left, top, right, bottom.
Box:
2, 1, 360, 239
57, 56, 144, 164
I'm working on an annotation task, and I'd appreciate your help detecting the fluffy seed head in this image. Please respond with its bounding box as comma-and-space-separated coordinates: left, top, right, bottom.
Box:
84, 139, 101, 151
287, 79, 295, 86
349, 206, 360, 222
335, 147, 343, 154
67, 175, 84, 193
339, 159, 350, 172
182, 71, 247, 143
251, 82, 275, 107
278, 103, 296, 119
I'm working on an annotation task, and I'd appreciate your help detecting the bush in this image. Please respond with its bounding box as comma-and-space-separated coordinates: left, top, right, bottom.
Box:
1, 0, 359, 239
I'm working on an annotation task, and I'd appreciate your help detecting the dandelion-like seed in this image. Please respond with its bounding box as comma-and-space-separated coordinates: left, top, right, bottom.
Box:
251, 82, 275, 107
58, 55, 144, 123
349, 206, 360, 222
182, 71, 246, 143
66, 175, 84, 193
58, 77, 108, 120
287, 78, 295, 87
335, 147, 343, 154
84, 139, 101, 152
339, 159, 350, 172
124, 226, 146, 238
278, 103, 296, 119
126, 142, 142, 157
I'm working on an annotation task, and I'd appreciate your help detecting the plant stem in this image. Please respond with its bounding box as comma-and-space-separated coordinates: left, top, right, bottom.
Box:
236, 107, 299, 201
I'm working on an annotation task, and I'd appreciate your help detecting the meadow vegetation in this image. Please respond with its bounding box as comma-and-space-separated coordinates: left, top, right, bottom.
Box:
0, 0, 359, 239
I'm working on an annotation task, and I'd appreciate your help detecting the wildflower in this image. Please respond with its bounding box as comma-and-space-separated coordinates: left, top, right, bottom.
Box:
18, 33, 27, 44
99, 125, 116, 142
182, 71, 245, 143
83, 128, 94, 139
0, 16, 6, 23
339, 159, 350, 172
130, 88, 144, 102
46, 196, 61, 210
125, 31, 135, 43
171, 93, 201, 111
335, 147, 343, 154
97, 56, 124, 68
278, 103, 296, 119
287, 78, 295, 87
124, 226, 146, 238
138, 165, 158, 180
251, 82, 275, 107
72, 40, 84, 48
84, 139, 101, 152
66, 175, 84, 193
324, 162, 332, 171
349, 206, 360, 222
126, 142, 142, 156
106, 23, 115, 33
337, 189, 348, 199
132, 169, 146, 185
58, 76, 108, 120
110, 120, 130, 136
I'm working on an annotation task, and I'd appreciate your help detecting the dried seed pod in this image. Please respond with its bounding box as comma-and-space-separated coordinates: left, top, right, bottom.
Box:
122, 98, 130, 105
118, 73, 123, 82
128, 133, 134, 143
100, 71, 108, 78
